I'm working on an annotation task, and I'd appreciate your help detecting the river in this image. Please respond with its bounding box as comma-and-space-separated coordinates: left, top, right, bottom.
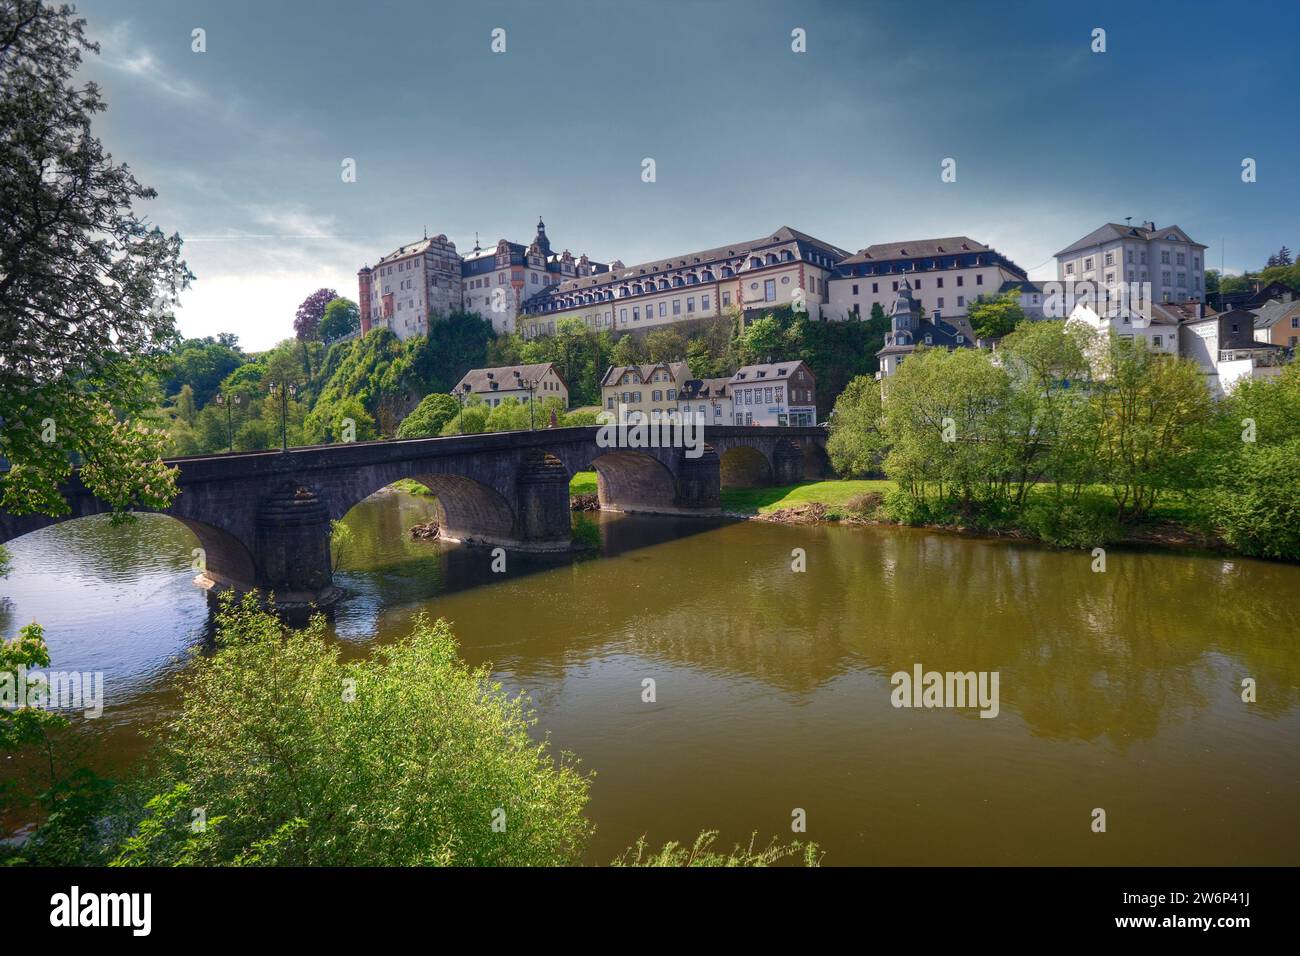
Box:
2, 487, 1298, 865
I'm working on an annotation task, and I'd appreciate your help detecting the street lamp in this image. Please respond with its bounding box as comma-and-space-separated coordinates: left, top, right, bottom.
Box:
519, 377, 537, 430
268, 381, 297, 452
213, 391, 242, 453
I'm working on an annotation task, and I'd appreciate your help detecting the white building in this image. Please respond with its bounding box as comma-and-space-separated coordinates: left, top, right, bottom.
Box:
1065, 298, 1183, 356
359, 219, 607, 339
824, 236, 1029, 322
676, 377, 733, 426
452, 363, 568, 409
1055, 221, 1207, 305
1179, 308, 1286, 395
728, 361, 816, 426
521, 227, 849, 338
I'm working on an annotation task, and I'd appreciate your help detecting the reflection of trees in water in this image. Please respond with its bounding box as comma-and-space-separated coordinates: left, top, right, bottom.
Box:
7, 514, 196, 583
476, 519, 1299, 745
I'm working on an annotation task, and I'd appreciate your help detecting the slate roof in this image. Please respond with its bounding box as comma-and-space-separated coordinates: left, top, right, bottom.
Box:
1054, 223, 1205, 258
678, 377, 731, 400
842, 236, 991, 264
453, 363, 562, 394
600, 362, 689, 388
1252, 297, 1300, 329
729, 361, 813, 385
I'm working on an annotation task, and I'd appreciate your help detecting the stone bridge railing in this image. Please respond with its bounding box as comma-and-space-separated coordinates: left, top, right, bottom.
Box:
0, 425, 828, 609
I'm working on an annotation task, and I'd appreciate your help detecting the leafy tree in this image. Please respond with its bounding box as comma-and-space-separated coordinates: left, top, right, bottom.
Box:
317, 297, 360, 342
111, 595, 592, 866
738, 315, 785, 364
0, 0, 187, 520
397, 393, 461, 438
645, 328, 687, 364
966, 290, 1026, 340
826, 375, 886, 476
174, 384, 196, 425
1090, 336, 1213, 522
293, 287, 338, 341
610, 334, 647, 368
869, 302, 887, 323
162, 336, 246, 407
440, 402, 489, 435
302, 394, 376, 444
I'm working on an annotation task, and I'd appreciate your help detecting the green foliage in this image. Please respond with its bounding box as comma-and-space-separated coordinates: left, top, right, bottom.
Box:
162, 337, 246, 407
441, 402, 489, 435
112, 595, 592, 866
612, 830, 821, 867
396, 392, 461, 439
1206, 440, 1300, 560
966, 290, 1027, 340
318, 297, 360, 342
827, 375, 886, 476
302, 395, 377, 445
1019, 497, 1120, 549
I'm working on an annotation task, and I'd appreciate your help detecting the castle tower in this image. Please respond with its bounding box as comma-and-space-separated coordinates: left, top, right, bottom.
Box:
357, 265, 373, 333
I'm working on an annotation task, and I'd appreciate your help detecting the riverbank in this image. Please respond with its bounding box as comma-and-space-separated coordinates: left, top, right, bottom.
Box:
401, 472, 1241, 558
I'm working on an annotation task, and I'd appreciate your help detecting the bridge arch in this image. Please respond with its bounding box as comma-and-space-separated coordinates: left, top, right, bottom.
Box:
404, 473, 517, 546
589, 449, 678, 513
720, 445, 773, 488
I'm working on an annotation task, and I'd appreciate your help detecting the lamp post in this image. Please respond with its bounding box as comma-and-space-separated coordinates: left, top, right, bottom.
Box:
268, 381, 297, 453
213, 391, 242, 452
519, 377, 537, 430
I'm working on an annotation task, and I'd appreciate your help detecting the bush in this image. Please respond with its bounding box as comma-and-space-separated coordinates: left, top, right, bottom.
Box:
1209, 440, 1300, 560
1020, 498, 1120, 550
112, 595, 592, 866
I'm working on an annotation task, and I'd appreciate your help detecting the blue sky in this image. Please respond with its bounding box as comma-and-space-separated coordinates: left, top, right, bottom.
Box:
74, 0, 1300, 350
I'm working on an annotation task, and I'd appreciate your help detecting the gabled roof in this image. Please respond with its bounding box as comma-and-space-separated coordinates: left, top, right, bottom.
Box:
729, 361, 813, 384
678, 377, 731, 399
453, 363, 562, 394
844, 236, 991, 264
600, 362, 689, 388
1055, 222, 1205, 258
548, 226, 849, 296
1251, 297, 1300, 329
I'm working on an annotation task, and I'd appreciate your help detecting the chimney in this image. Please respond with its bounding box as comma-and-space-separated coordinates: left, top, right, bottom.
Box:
1142, 221, 1156, 232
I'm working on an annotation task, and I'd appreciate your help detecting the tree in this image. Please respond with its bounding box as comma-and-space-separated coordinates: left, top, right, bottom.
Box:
610, 334, 647, 368
317, 297, 359, 342
174, 384, 196, 425
396, 392, 460, 438
1091, 336, 1213, 522
826, 375, 886, 477
738, 315, 784, 364
111, 596, 592, 866
293, 288, 338, 341
966, 290, 1026, 340
0, 0, 186, 520
645, 328, 687, 364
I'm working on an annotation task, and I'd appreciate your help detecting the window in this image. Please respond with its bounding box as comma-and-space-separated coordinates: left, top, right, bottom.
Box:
1176, 252, 1186, 266
722, 292, 730, 306
1153, 335, 1163, 348
1160, 251, 1170, 264
764, 387, 773, 404
957, 296, 965, 307
607, 397, 615, 409
1064, 264, 1073, 276
765, 279, 776, 302
976, 275, 983, 285
687, 297, 695, 313
1084, 257, 1093, 271
872, 282, 879, 293
1104, 252, 1114, 267
633, 307, 640, 321
702, 295, 710, 310
673, 299, 681, 315
621, 308, 627, 322
667, 389, 676, 401
937, 297, 945, 309
659, 302, 667, 317
852, 284, 859, 295
652, 390, 662, 402
775, 386, 783, 402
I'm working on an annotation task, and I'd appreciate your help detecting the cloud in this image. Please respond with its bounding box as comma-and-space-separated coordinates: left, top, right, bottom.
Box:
89, 21, 202, 100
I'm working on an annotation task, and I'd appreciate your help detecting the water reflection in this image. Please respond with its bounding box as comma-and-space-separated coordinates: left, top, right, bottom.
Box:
1, 490, 1297, 865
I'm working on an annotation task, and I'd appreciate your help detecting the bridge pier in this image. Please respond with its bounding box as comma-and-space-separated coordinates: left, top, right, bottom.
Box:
772, 441, 804, 486
512, 453, 573, 551
674, 447, 721, 512
250, 483, 341, 609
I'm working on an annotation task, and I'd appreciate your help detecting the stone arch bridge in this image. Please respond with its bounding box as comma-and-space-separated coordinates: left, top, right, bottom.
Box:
0, 425, 828, 607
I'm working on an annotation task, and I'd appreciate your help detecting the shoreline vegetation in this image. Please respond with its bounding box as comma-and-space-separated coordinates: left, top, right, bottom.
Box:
395, 471, 1249, 560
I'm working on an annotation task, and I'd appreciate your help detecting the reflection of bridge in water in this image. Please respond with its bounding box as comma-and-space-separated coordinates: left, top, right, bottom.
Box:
0, 425, 828, 607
